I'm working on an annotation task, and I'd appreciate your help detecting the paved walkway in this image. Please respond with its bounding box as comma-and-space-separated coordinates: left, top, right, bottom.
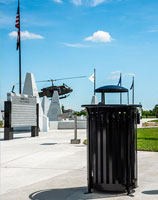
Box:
0, 129, 158, 200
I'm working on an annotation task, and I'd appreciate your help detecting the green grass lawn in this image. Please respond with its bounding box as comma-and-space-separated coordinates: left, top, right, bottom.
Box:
137, 127, 158, 152
83, 127, 158, 152
147, 120, 158, 123
142, 116, 156, 118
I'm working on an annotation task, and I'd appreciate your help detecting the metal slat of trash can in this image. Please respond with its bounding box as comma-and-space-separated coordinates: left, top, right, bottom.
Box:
84, 105, 140, 193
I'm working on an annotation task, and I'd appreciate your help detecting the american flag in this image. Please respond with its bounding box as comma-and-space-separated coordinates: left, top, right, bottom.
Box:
15, 2, 20, 50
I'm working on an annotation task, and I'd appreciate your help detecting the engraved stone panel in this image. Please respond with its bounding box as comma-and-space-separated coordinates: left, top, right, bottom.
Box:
7, 93, 37, 127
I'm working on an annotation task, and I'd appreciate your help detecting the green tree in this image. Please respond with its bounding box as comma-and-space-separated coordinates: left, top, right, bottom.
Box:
61, 105, 65, 113
143, 110, 149, 118
153, 104, 158, 118
73, 110, 87, 116
0, 121, 3, 127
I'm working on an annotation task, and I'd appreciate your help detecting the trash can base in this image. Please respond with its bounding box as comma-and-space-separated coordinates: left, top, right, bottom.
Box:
70, 139, 81, 144
92, 183, 134, 193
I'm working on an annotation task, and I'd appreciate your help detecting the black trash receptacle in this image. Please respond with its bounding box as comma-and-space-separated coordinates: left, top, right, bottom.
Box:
82, 85, 141, 194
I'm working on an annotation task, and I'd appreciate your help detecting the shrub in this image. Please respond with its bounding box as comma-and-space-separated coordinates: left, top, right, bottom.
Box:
0, 121, 3, 127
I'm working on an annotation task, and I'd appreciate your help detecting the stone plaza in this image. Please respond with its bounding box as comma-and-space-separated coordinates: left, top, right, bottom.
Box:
0, 128, 158, 200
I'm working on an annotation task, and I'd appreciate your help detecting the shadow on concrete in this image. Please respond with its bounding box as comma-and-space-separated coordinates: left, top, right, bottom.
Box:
0, 137, 30, 141
75, 145, 85, 147
40, 143, 57, 146
14, 130, 31, 133
29, 187, 128, 200
142, 190, 158, 195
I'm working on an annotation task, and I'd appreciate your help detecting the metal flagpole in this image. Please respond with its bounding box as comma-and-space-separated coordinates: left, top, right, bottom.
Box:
120, 73, 122, 104
94, 68, 96, 96
132, 76, 134, 104
18, 0, 22, 94
127, 90, 129, 104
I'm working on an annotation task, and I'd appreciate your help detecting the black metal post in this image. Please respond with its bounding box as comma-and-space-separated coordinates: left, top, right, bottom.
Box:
4, 101, 13, 140
87, 112, 92, 193
127, 91, 129, 104
31, 103, 39, 137
36, 103, 39, 135
101, 93, 105, 104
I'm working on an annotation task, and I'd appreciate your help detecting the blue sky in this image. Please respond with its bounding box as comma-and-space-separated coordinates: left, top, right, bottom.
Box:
0, 0, 158, 111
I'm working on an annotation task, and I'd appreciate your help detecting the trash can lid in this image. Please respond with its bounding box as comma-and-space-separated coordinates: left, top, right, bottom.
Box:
95, 85, 128, 93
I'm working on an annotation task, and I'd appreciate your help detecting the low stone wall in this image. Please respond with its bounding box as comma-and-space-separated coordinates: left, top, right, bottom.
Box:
49, 120, 87, 130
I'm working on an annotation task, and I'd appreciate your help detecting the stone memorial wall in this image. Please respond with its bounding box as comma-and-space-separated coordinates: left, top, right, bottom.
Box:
7, 93, 37, 127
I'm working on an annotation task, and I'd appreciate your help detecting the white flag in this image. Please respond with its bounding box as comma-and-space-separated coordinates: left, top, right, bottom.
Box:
89, 73, 94, 83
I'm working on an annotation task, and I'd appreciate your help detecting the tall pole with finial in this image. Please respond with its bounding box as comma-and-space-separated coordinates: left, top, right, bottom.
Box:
130, 76, 135, 104
120, 73, 122, 104
19, 0, 22, 94
132, 76, 134, 104
15, 0, 22, 94
94, 68, 96, 96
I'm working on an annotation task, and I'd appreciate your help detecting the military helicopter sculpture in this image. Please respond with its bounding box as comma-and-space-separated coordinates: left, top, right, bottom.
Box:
37, 76, 86, 99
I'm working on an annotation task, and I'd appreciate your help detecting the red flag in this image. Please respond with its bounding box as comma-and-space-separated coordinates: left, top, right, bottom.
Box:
15, 3, 20, 50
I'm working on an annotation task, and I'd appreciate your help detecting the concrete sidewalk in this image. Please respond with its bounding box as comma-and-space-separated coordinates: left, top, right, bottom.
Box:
0, 129, 158, 200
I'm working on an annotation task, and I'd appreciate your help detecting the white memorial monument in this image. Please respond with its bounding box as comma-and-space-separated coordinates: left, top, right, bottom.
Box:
0, 110, 3, 122
42, 96, 50, 116
91, 95, 98, 104
23, 73, 49, 132
47, 91, 62, 121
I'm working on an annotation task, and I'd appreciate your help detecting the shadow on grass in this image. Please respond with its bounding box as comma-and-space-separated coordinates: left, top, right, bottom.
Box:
138, 138, 158, 141
142, 190, 158, 195
29, 187, 130, 200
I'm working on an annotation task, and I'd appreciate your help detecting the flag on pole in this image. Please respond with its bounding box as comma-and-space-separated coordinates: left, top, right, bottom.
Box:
15, 2, 20, 50
130, 78, 134, 90
117, 74, 122, 86
89, 73, 94, 83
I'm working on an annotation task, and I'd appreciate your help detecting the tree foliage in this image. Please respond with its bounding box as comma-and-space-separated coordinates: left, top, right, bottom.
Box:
153, 104, 158, 117
142, 104, 158, 118
73, 110, 87, 116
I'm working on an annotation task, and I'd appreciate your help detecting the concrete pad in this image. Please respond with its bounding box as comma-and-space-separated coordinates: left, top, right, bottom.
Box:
0, 128, 158, 200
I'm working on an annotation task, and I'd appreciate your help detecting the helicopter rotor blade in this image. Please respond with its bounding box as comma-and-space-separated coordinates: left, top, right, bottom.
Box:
36, 80, 53, 83
36, 76, 87, 83
54, 76, 87, 82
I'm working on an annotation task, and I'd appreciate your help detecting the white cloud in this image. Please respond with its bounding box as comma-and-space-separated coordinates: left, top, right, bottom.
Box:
84, 31, 113, 43
9, 31, 44, 40
107, 71, 120, 80
52, 0, 121, 7
107, 71, 135, 80
111, 71, 121, 74
71, 0, 110, 7
126, 73, 135, 77
111, 71, 135, 76
107, 75, 120, 80
91, 0, 106, 7
63, 42, 89, 48
71, 0, 82, 6
53, 0, 63, 3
